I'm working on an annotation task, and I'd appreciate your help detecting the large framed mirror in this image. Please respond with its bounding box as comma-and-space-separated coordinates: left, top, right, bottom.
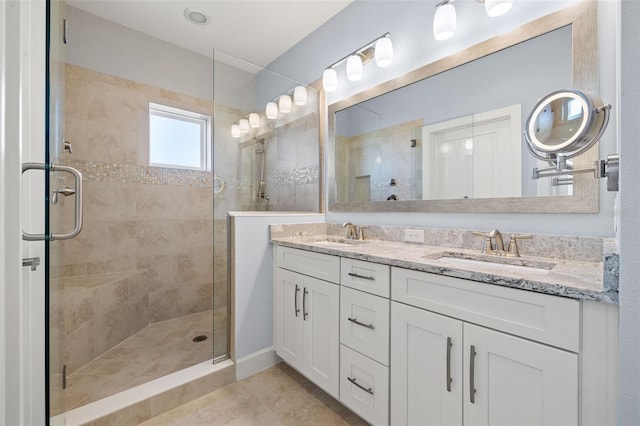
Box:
327, 1, 599, 213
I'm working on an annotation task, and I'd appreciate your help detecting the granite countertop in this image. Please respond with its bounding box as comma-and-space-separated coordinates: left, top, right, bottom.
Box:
271, 234, 618, 304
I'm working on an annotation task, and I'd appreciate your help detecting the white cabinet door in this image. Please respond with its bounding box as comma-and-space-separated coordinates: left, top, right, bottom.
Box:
303, 275, 340, 398
463, 323, 578, 426
391, 302, 463, 426
275, 268, 304, 372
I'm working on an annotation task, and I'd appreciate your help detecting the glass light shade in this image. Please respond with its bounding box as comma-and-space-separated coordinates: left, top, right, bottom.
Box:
265, 102, 278, 119
279, 95, 292, 114
485, 0, 513, 17
433, 2, 456, 41
293, 86, 308, 106
323, 68, 338, 92
231, 124, 241, 138
375, 37, 393, 68
238, 118, 250, 134
248, 113, 260, 128
346, 55, 363, 81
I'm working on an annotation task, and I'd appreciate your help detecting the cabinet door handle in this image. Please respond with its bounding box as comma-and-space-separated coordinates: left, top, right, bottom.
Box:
347, 376, 374, 395
347, 272, 375, 281
348, 317, 375, 330
470, 345, 477, 404
294, 285, 300, 317
303, 287, 309, 320
446, 337, 452, 392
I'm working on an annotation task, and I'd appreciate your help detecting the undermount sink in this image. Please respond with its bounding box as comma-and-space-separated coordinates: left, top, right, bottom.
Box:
426, 251, 556, 271
316, 238, 369, 246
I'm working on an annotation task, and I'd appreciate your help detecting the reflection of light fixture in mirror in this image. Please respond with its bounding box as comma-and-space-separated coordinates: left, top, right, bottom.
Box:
265, 102, 278, 119
231, 124, 241, 138
293, 86, 307, 106
524, 88, 619, 191
346, 55, 363, 81
465, 139, 474, 151
279, 95, 292, 114
248, 113, 260, 128
323, 68, 338, 92
321, 32, 392, 91
484, 0, 513, 17
238, 119, 250, 134
375, 36, 393, 68
434, 0, 456, 41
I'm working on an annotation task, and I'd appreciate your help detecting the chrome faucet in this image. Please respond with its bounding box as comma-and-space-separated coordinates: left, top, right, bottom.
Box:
342, 222, 357, 239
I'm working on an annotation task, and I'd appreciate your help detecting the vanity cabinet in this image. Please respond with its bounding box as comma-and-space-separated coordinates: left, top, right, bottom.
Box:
390, 268, 579, 426
274, 247, 340, 398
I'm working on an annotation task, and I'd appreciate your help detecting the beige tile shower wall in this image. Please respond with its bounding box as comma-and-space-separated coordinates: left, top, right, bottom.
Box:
337, 119, 423, 202
62, 64, 214, 333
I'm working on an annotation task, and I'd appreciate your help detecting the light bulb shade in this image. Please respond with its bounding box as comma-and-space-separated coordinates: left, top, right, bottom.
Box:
323, 68, 337, 92
346, 55, 363, 81
485, 0, 513, 17
231, 124, 241, 138
293, 86, 308, 106
433, 2, 456, 41
265, 102, 278, 119
279, 95, 292, 114
238, 118, 250, 134
248, 112, 260, 128
375, 37, 393, 68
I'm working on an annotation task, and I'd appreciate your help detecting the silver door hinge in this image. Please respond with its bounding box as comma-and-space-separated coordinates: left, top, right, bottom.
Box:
22, 257, 40, 271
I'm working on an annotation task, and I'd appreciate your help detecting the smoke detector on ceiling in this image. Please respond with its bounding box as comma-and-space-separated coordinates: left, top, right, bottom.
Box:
183, 8, 209, 25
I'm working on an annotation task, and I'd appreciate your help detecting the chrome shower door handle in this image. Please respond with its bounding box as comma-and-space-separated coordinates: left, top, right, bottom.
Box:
22, 162, 84, 241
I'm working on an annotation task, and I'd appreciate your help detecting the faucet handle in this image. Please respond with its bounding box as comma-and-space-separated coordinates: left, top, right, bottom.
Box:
472, 231, 494, 253
507, 234, 533, 257
356, 225, 368, 241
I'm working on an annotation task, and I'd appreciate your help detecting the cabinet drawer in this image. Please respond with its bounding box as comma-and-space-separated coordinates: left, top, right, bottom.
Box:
341, 258, 390, 297
391, 268, 580, 352
341, 286, 390, 365
275, 246, 340, 284
340, 344, 389, 426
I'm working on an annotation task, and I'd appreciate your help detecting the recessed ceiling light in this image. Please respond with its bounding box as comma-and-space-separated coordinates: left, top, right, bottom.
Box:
184, 7, 209, 25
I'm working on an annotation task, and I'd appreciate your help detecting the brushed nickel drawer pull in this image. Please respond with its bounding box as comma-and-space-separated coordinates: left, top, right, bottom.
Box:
294, 285, 300, 317
446, 337, 452, 392
348, 317, 375, 330
348, 272, 375, 281
347, 376, 374, 395
303, 287, 309, 320
470, 345, 477, 404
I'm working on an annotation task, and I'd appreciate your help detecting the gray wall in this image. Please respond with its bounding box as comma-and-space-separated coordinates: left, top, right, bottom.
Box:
267, 0, 618, 238
618, 0, 640, 422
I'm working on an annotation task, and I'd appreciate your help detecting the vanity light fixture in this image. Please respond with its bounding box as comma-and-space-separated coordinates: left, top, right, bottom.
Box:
483, 0, 513, 17
293, 86, 308, 106
265, 102, 278, 120
433, 0, 457, 41
238, 118, 250, 134
321, 33, 393, 92
231, 124, 241, 138
346, 55, 363, 81
248, 113, 260, 128
278, 95, 292, 114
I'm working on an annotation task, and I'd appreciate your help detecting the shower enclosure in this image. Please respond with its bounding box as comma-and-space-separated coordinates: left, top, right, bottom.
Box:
47, 4, 224, 419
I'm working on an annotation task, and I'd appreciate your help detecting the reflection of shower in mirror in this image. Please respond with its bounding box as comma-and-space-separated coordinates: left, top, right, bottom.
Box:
254, 138, 270, 208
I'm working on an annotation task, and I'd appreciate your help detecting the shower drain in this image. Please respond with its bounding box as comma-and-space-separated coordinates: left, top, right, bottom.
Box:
192, 335, 208, 342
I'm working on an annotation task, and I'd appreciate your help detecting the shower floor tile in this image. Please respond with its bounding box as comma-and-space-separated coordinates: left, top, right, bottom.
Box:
65, 309, 224, 411
139, 362, 368, 426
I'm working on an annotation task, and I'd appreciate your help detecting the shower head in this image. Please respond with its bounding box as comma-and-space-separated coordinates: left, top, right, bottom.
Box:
254, 138, 265, 153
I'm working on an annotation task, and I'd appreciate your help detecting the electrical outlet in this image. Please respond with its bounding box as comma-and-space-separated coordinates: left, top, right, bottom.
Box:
404, 229, 424, 243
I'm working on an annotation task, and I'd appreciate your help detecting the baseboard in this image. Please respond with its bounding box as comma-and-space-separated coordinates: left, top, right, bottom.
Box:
235, 347, 281, 380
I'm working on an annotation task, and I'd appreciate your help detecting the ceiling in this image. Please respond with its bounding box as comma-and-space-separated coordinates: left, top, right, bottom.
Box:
66, 0, 353, 67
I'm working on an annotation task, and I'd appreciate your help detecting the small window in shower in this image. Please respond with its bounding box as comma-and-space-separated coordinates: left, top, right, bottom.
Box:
149, 103, 211, 171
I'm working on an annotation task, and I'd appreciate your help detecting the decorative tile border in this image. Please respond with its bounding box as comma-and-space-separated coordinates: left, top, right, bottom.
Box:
68, 160, 213, 187
67, 160, 320, 190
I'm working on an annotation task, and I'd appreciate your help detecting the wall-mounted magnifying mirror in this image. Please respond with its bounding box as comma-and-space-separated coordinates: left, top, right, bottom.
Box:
524, 88, 619, 191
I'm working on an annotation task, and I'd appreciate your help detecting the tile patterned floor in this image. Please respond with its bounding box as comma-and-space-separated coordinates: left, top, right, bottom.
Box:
65, 309, 223, 411
139, 363, 368, 426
